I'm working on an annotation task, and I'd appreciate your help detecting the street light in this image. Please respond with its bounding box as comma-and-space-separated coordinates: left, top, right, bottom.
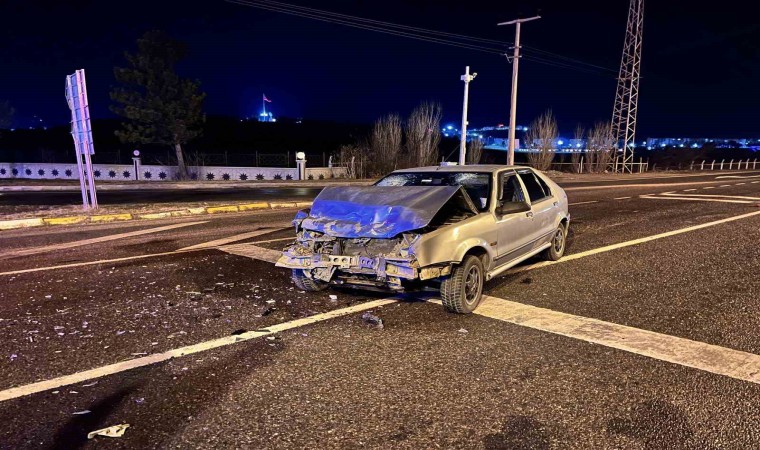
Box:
459, 66, 477, 165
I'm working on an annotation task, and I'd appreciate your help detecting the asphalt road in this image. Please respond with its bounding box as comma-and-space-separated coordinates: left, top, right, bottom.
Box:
0, 171, 758, 448
1, 170, 758, 208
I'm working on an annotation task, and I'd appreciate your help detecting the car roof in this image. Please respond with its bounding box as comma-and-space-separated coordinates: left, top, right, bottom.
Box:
391, 164, 532, 174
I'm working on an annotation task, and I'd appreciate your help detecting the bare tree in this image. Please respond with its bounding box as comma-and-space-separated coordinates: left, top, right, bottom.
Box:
406, 102, 442, 167
337, 143, 364, 179
585, 121, 616, 173
369, 114, 402, 176
524, 110, 558, 171
467, 138, 484, 164
570, 124, 584, 173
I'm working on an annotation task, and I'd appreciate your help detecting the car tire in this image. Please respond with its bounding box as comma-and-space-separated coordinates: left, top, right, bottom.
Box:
292, 269, 328, 291
440, 255, 484, 314
543, 223, 567, 261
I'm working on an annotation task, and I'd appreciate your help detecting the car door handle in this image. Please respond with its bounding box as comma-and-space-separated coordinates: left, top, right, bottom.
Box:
526, 212, 534, 218
553, 201, 558, 207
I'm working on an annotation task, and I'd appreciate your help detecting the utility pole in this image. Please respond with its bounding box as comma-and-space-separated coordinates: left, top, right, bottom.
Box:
498, 15, 540, 166
459, 66, 477, 165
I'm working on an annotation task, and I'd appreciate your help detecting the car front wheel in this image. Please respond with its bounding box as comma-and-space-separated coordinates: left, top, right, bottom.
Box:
291, 269, 328, 291
440, 255, 484, 314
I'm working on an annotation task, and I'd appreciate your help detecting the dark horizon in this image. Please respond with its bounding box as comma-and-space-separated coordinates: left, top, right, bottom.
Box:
1, 0, 758, 137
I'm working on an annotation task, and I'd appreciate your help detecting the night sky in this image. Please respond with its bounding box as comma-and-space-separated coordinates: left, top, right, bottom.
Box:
1, 0, 758, 137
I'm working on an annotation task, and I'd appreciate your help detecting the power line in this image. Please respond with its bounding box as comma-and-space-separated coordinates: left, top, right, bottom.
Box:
229, 0, 512, 46
226, 0, 619, 76
226, 0, 506, 54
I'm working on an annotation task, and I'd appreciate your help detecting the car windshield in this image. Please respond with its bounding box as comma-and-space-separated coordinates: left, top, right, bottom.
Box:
375, 172, 491, 211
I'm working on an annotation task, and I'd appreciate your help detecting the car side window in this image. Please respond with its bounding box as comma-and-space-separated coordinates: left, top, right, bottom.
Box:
518, 171, 548, 203
534, 173, 551, 197
500, 174, 526, 204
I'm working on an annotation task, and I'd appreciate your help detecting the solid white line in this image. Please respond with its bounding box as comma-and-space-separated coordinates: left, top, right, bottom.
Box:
641, 196, 753, 204
474, 296, 760, 385
178, 227, 288, 251
660, 193, 760, 201
251, 236, 295, 245
0, 298, 398, 402
219, 243, 281, 263
716, 174, 760, 179
569, 201, 599, 206
0, 251, 198, 276
613, 196, 631, 200
1, 221, 208, 258
506, 210, 760, 275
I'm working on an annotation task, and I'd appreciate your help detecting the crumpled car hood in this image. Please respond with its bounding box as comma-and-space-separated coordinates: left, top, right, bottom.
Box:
301, 185, 475, 238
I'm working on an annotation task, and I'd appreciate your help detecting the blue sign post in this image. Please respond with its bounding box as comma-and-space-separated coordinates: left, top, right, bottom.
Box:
65, 69, 98, 210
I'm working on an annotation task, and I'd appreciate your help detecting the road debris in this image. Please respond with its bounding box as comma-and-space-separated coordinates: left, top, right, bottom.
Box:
72, 410, 91, 415
87, 424, 130, 439
329, 294, 338, 301
458, 328, 468, 334
361, 312, 384, 329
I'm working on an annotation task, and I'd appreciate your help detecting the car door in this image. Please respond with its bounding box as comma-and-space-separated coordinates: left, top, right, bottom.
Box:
517, 169, 557, 247
494, 171, 535, 266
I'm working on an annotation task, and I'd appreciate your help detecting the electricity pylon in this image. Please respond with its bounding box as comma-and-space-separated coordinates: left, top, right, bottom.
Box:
611, 0, 644, 173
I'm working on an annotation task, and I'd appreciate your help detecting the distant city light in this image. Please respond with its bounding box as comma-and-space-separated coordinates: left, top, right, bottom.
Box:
557, 140, 564, 146
446, 125, 454, 130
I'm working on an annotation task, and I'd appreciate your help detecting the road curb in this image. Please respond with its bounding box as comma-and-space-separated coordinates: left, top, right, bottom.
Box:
0, 201, 312, 231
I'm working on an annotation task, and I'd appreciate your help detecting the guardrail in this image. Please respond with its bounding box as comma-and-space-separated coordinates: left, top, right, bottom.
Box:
690, 158, 758, 171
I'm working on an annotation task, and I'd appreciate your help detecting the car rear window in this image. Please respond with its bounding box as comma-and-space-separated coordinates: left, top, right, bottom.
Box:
518, 170, 550, 203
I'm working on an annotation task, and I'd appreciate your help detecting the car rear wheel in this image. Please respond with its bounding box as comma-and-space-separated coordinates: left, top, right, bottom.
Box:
291, 269, 328, 291
543, 223, 567, 261
441, 255, 484, 314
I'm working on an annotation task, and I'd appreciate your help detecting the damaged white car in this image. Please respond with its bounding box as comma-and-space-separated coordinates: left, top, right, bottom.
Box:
276, 165, 569, 313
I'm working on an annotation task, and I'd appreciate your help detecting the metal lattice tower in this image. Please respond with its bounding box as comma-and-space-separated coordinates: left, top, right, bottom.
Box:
611, 0, 644, 173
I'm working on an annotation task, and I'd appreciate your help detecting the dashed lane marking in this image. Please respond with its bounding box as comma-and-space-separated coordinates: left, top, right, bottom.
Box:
250, 236, 295, 245
613, 196, 631, 200
178, 226, 289, 251
505, 210, 760, 275
704, 187, 716, 189
0, 221, 208, 259
683, 189, 697, 192
0, 298, 399, 403
720, 185, 731, 187
472, 296, 760, 385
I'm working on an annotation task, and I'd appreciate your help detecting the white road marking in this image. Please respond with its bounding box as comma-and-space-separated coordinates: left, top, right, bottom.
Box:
473, 296, 760, 385
683, 189, 697, 192
0, 251, 197, 277
564, 180, 746, 191
178, 226, 288, 251
218, 243, 281, 263
251, 236, 295, 245
0, 298, 398, 402
736, 183, 746, 185
613, 196, 631, 200
641, 195, 753, 204
569, 200, 599, 206
703, 187, 716, 189
0, 221, 208, 258
716, 174, 760, 179
719, 185, 731, 187
753, 181, 759, 184
506, 210, 760, 275
660, 193, 760, 201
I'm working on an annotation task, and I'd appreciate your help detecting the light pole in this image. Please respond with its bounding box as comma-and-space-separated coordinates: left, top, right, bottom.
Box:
498, 15, 540, 165
459, 66, 477, 165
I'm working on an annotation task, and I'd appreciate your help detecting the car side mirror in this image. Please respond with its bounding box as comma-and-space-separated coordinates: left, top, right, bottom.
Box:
496, 201, 531, 215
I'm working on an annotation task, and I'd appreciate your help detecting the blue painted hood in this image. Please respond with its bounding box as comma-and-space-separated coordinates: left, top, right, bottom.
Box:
301, 185, 467, 238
